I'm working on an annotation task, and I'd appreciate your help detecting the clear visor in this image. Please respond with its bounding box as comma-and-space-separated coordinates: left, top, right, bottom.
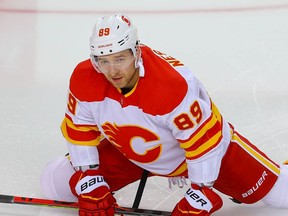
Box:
92, 54, 136, 74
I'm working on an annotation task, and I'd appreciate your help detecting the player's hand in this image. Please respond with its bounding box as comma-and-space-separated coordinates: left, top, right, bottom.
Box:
172, 184, 223, 216
69, 169, 116, 216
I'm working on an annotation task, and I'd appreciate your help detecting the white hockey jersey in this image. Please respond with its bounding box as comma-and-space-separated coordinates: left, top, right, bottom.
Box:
61, 45, 232, 183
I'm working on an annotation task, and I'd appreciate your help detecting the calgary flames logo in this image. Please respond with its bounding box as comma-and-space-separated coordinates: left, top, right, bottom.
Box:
102, 122, 162, 163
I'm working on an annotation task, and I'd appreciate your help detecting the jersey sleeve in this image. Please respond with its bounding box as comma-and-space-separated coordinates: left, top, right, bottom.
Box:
165, 69, 227, 183
169, 76, 223, 158
61, 61, 103, 147
178, 96, 223, 160
61, 90, 102, 147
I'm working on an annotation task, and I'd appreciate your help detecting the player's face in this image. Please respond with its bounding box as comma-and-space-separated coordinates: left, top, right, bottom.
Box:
97, 49, 139, 89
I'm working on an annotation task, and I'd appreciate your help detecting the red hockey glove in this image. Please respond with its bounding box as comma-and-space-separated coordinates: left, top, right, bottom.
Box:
69, 169, 117, 216
172, 184, 223, 216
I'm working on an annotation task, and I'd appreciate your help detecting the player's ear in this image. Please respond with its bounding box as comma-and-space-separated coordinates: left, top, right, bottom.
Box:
135, 45, 141, 59
134, 44, 141, 68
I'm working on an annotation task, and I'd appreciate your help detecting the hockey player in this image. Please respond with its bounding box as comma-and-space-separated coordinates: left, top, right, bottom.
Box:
40, 14, 288, 215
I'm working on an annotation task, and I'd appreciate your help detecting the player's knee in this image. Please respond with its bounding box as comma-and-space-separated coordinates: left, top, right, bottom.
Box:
40, 156, 77, 202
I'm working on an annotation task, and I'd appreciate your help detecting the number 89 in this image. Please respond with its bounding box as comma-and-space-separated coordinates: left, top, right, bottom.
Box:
174, 101, 203, 130
98, 28, 110, 37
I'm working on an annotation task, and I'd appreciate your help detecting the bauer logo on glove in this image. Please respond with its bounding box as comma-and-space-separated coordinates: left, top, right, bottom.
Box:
185, 187, 213, 211
75, 175, 109, 195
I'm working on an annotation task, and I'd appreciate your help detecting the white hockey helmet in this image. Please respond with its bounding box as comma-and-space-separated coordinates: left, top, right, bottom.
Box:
90, 14, 140, 58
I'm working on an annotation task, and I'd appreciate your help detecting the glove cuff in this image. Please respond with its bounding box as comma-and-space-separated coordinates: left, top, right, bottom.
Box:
184, 186, 213, 212
75, 175, 110, 195
69, 169, 109, 197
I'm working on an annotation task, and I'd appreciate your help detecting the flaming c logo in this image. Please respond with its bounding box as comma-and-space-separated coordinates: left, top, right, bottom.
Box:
102, 122, 162, 163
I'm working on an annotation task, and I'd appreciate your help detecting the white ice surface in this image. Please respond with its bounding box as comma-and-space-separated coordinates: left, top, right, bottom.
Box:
1, 0, 288, 215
